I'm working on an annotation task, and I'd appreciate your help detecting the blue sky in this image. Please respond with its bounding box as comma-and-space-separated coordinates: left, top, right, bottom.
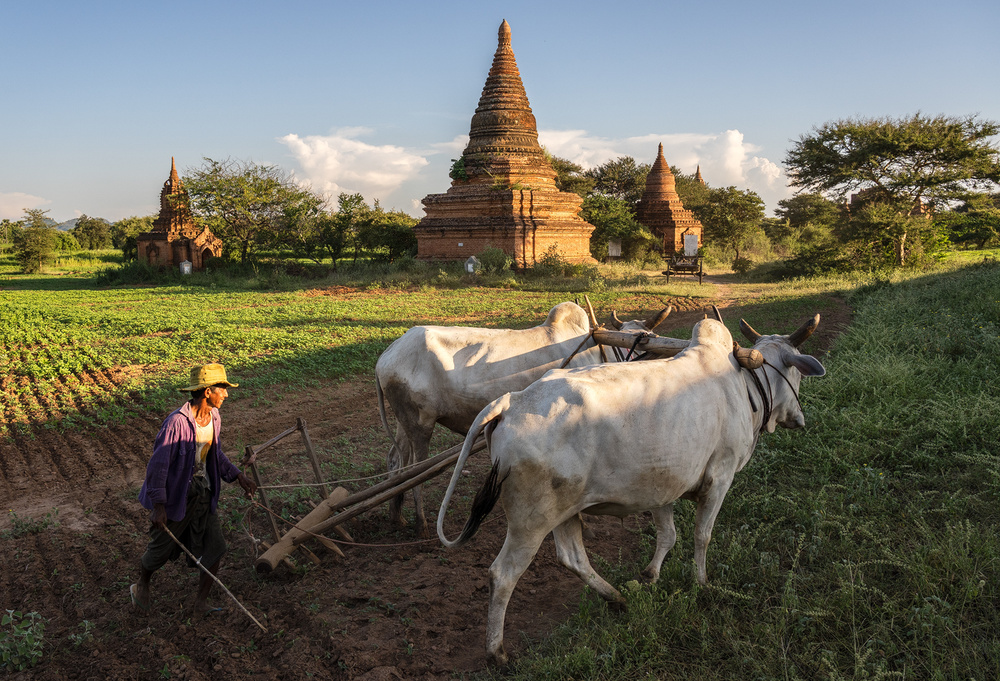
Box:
2, 0, 998, 223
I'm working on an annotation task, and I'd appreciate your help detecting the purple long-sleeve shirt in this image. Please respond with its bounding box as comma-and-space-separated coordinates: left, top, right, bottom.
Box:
138, 401, 241, 522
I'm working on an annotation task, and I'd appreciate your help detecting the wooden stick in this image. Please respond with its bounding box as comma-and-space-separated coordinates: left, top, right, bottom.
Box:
246, 425, 299, 462
162, 525, 268, 632
583, 295, 608, 363
293, 439, 487, 546
592, 328, 690, 357
245, 447, 281, 545
298, 418, 330, 499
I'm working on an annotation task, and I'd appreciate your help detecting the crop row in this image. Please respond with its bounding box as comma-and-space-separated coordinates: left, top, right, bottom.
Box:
2, 285, 670, 433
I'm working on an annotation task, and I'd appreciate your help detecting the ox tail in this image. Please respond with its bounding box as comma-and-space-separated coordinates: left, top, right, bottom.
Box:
375, 375, 402, 472
437, 396, 509, 549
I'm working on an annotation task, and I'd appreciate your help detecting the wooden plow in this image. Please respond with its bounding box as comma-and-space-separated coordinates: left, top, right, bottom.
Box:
243, 417, 486, 574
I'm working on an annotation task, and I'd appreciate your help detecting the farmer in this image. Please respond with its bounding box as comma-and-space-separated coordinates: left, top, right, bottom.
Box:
132, 363, 256, 614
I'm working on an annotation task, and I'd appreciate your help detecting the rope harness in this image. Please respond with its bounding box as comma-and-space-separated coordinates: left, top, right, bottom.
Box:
736, 346, 805, 445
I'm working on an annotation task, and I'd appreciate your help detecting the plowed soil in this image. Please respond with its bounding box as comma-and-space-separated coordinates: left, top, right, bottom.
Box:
0, 292, 851, 680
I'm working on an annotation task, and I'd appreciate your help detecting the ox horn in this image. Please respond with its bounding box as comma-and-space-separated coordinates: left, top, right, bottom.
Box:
788, 314, 820, 348
644, 306, 672, 331
711, 305, 724, 322
610, 311, 624, 330
740, 319, 763, 344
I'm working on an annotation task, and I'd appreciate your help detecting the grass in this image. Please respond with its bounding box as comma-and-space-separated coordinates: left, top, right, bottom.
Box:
485, 260, 1000, 680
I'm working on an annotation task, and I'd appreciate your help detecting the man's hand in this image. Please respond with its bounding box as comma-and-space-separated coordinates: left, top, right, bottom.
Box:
236, 471, 257, 498
150, 503, 167, 530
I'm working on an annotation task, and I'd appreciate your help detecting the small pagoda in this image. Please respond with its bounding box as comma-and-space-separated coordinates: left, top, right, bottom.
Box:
636, 144, 704, 255
413, 20, 595, 267
136, 158, 222, 270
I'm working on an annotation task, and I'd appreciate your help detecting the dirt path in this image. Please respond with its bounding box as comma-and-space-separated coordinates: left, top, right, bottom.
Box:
0, 290, 851, 680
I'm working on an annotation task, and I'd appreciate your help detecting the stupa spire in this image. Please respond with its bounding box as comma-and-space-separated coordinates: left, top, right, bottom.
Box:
695, 164, 705, 185
642, 143, 680, 202
461, 19, 550, 181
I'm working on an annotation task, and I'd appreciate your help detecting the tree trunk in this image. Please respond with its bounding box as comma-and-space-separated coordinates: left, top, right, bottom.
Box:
896, 231, 907, 266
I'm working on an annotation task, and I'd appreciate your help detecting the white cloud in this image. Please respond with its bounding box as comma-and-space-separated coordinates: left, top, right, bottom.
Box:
538, 128, 794, 212
279, 128, 430, 204
0, 192, 50, 220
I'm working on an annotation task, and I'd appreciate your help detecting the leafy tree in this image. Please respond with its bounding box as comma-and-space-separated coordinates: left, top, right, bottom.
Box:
786, 113, 1000, 207
935, 194, 1000, 249
786, 113, 1000, 266
545, 152, 595, 198
775, 193, 840, 229
581, 195, 656, 262
185, 157, 323, 264
54, 231, 79, 252
13, 209, 57, 273
354, 201, 418, 262
109, 215, 155, 261
1, 218, 22, 244
671, 166, 711, 213
585, 156, 650, 205
71, 215, 111, 250
693, 186, 765, 268
839, 200, 948, 269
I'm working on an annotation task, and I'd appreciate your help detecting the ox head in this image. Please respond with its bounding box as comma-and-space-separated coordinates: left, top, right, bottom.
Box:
740, 315, 826, 432
609, 306, 672, 333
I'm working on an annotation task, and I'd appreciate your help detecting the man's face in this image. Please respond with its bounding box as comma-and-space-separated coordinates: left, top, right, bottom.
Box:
206, 386, 228, 409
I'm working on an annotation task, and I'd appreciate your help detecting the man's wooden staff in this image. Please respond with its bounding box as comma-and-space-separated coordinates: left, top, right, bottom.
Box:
162, 525, 268, 632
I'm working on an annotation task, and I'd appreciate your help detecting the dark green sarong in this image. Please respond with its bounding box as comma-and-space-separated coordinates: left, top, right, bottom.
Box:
141, 476, 226, 572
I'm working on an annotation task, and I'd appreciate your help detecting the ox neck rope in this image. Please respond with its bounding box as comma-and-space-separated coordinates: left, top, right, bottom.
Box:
740, 354, 806, 441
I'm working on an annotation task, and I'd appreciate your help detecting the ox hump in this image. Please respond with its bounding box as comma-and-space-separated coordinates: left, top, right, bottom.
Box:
689, 318, 734, 354
543, 302, 590, 333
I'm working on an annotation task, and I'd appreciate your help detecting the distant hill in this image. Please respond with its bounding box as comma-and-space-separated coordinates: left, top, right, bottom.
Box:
54, 218, 78, 232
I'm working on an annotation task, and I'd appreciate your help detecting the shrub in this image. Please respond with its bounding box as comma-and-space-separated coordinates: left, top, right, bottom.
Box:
477, 245, 513, 274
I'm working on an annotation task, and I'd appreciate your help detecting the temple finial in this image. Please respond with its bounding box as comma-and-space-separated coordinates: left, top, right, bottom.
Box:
499, 19, 511, 48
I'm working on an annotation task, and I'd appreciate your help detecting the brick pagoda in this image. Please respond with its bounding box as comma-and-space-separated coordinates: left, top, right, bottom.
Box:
136, 158, 222, 270
636, 144, 704, 255
413, 20, 595, 267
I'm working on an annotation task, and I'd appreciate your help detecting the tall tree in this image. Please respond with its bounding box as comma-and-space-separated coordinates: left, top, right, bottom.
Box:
581, 195, 655, 262
936, 193, 1000, 249
354, 201, 418, 262
109, 215, 155, 261
694, 186, 765, 267
185, 157, 323, 264
786, 113, 1000, 266
0, 218, 22, 244
14, 209, 57, 273
585, 156, 650, 205
786, 113, 1000, 207
671, 165, 711, 213
71, 215, 111, 250
775, 192, 840, 229
545, 152, 595, 198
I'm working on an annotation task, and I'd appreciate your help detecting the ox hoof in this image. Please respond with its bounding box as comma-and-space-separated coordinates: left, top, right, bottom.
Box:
607, 599, 627, 614
487, 647, 509, 667
638, 568, 659, 584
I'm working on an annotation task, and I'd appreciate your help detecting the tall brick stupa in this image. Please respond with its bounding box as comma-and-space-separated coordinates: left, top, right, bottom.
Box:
636, 144, 704, 255
413, 20, 595, 267
136, 158, 222, 270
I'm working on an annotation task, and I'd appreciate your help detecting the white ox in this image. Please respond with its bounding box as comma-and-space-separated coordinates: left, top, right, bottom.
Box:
437, 314, 826, 665
376, 301, 671, 537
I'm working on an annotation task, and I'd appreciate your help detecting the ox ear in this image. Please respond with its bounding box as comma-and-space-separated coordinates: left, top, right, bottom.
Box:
784, 353, 825, 377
